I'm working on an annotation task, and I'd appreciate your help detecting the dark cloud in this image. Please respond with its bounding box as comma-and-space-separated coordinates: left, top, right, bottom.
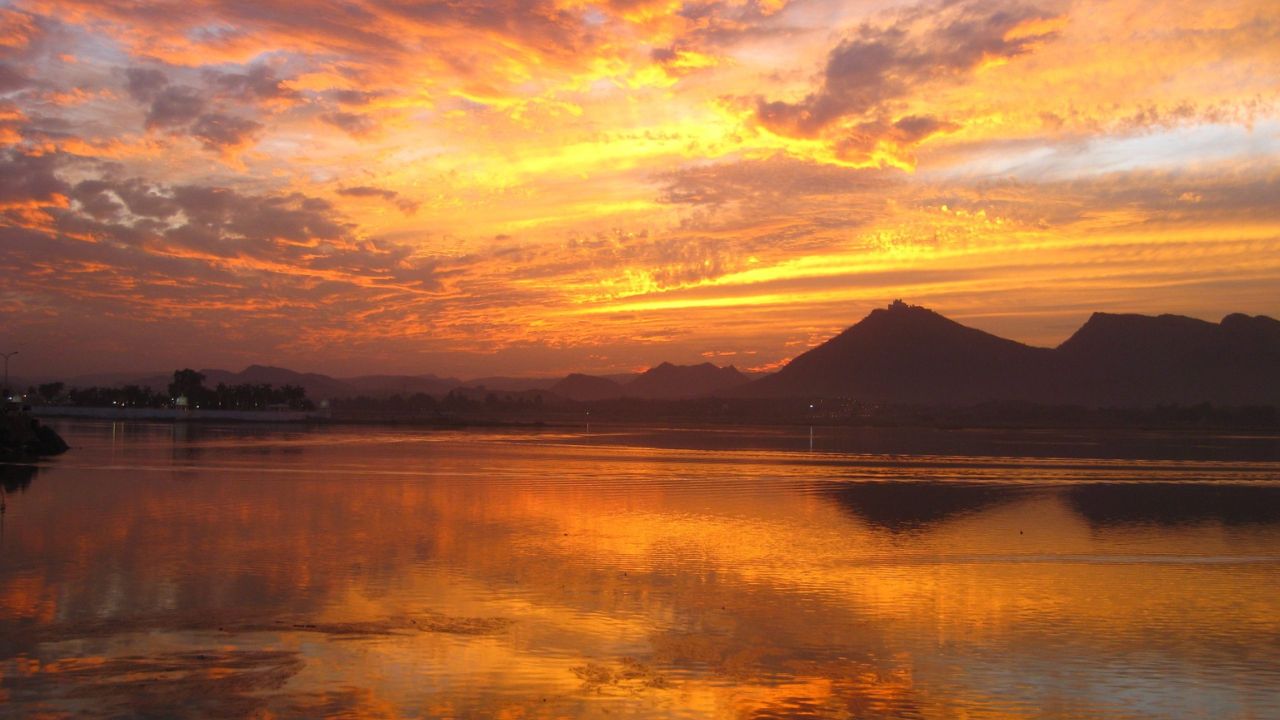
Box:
549, 230, 749, 289
125, 67, 168, 102
53, 0, 607, 74
831, 114, 961, 162
79, 1, 397, 60
190, 113, 263, 151
113, 179, 181, 219
0, 62, 30, 92
893, 114, 959, 141
145, 85, 207, 128
755, 0, 1061, 138
380, 0, 589, 58
70, 177, 181, 224
0, 150, 68, 205
69, 179, 126, 220
673, 0, 801, 49
206, 64, 299, 102
336, 185, 398, 201
650, 47, 679, 63
335, 185, 419, 213
1, 162, 441, 304
125, 66, 271, 151
328, 89, 381, 106
168, 186, 346, 250
321, 111, 378, 137
658, 156, 895, 207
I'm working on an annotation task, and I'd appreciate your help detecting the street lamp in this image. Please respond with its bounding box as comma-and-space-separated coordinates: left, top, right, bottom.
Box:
1, 351, 16, 400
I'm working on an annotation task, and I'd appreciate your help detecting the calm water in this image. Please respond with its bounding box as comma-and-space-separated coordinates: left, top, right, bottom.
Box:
2, 421, 1279, 718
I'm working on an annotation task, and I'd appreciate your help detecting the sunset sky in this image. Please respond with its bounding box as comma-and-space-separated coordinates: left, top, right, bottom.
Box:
1, 0, 1277, 378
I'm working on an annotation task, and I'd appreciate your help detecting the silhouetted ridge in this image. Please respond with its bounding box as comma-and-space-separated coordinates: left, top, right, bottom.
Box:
550, 373, 624, 402
344, 374, 461, 397
625, 362, 748, 399
200, 366, 354, 401
52, 304, 1278, 408
1057, 312, 1280, 405
741, 302, 1280, 406
747, 301, 1051, 403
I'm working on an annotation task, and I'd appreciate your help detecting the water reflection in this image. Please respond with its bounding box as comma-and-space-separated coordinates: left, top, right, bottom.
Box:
824, 481, 1026, 532
0, 463, 37, 494
0, 420, 1277, 718
1066, 483, 1280, 527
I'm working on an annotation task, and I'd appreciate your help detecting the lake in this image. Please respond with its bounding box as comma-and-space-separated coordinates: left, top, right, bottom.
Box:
2, 420, 1279, 718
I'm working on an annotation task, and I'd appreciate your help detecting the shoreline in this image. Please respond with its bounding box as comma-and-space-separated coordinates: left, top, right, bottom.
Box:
30, 405, 320, 423
27, 404, 1280, 439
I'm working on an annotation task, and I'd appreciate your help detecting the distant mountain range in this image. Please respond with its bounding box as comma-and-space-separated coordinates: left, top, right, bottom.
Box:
35, 302, 1280, 406
51, 362, 754, 403
744, 301, 1280, 406
55, 366, 462, 402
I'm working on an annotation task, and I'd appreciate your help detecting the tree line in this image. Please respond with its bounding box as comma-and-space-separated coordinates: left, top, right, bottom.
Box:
28, 369, 313, 411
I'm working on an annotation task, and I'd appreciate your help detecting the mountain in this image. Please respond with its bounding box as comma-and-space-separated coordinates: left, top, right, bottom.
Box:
549, 373, 625, 402
60, 366, 461, 400
445, 385, 566, 405
200, 365, 355, 400
742, 301, 1280, 406
1056, 312, 1280, 405
342, 374, 461, 397
61, 366, 354, 399
746, 302, 1052, 403
601, 372, 641, 385
624, 362, 750, 399
64, 371, 175, 393
461, 376, 559, 392
37, 304, 1280, 408
64, 370, 171, 388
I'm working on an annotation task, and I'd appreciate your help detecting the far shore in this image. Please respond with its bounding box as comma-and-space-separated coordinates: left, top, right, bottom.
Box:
27, 402, 1280, 436
30, 405, 319, 423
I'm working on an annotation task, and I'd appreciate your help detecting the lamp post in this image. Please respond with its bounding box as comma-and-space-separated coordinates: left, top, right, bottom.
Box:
1, 351, 16, 400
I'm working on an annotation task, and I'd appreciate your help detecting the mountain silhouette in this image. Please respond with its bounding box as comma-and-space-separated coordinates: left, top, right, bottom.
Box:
624, 362, 749, 400
201, 365, 354, 400
743, 301, 1280, 405
48, 304, 1279, 407
550, 373, 625, 401
745, 301, 1051, 402
460, 376, 559, 392
1056, 312, 1280, 405
343, 374, 461, 397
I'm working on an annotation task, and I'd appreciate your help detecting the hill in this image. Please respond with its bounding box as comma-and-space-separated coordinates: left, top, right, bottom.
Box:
43, 304, 1280, 409
743, 301, 1280, 406
202, 365, 354, 400
625, 362, 750, 399
1057, 312, 1280, 405
460, 376, 559, 392
746, 301, 1052, 403
550, 373, 625, 402
343, 374, 461, 397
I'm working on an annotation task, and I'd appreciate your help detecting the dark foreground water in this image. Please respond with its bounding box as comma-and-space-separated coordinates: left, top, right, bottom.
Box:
2, 421, 1279, 718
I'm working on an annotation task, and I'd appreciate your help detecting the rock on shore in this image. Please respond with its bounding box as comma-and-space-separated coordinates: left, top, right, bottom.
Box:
1, 411, 70, 459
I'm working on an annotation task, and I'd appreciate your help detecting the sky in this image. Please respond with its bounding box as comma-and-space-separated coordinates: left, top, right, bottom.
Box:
1, 0, 1277, 379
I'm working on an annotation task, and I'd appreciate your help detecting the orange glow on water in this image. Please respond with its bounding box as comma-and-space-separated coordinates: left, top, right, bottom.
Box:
3, 424, 1279, 717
